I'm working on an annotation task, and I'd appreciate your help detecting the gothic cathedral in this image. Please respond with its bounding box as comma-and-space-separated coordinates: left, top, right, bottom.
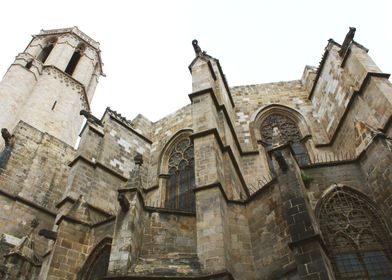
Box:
0, 27, 392, 280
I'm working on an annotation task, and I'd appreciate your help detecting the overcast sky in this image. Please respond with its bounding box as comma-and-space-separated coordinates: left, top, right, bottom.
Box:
1, 0, 391, 122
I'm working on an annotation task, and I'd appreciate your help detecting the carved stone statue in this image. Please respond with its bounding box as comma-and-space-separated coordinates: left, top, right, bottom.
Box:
80, 110, 103, 126
192, 39, 202, 56
271, 126, 285, 148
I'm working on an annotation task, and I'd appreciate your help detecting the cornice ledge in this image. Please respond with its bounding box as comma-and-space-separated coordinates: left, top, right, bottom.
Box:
37, 27, 100, 50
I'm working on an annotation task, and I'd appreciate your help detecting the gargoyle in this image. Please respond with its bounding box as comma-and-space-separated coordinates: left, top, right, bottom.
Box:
118, 193, 130, 212
80, 110, 103, 126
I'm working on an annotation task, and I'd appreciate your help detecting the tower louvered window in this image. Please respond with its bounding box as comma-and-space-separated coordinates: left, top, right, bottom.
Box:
319, 186, 392, 279
260, 113, 309, 166
37, 38, 57, 63
65, 44, 85, 76
166, 138, 195, 211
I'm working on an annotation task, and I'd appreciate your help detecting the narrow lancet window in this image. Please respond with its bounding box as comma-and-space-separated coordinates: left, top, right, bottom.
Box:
165, 138, 195, 211
65, 51, 81, 76
65, 43, 85, 76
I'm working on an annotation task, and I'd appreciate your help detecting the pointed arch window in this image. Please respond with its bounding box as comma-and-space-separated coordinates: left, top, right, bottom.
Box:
319, 186, 392, 279
78, 238, 111, 280
165, 138, 195, 211
260, 113, 309, 166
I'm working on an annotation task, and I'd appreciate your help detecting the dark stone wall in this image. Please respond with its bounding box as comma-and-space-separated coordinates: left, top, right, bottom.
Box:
246, 183, 295, 279
359, 137, 392, 224
141, 212, 197, 258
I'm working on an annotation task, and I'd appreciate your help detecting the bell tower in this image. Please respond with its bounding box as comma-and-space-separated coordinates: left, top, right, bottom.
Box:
0, 27, 103, 146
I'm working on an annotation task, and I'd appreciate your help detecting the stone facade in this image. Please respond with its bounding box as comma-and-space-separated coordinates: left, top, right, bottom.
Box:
1, 27, 392, 280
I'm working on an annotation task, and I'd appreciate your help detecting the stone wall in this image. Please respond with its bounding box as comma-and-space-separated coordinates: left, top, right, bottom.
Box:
140, 211, 196, 258
359, 137, 392, 224
302, 162, 367, 209
44, 219, 92, 280
0, 121, 73, 257
246, 183, 294, 279
0, 121, 74, 210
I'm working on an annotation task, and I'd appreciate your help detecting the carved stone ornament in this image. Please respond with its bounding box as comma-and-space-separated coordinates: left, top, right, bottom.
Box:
339, 27, 356, 58
192, 39, 202, 56
271, 126, 285, 148
1, 128, 13, 146
168, 138, 194, 172
117, 193, 130, 212
260, 114, 301, 146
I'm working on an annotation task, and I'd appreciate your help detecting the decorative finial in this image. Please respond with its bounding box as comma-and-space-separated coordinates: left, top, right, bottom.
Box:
192, 39, 202, 56
134, 153, 143, 166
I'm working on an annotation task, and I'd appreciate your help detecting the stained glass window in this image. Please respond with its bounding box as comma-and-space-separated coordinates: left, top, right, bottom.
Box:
260, 114, 309, 166
165, 138, 195, 211
319, 186, 392, 279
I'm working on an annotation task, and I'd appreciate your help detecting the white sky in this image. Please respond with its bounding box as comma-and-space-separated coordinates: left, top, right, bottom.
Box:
1, 0, 391, 122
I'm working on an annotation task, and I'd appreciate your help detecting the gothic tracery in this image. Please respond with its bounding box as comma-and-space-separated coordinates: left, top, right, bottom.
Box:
166, 137, 195, 211
260, 113, 309, 165
319, 186, 392, 279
